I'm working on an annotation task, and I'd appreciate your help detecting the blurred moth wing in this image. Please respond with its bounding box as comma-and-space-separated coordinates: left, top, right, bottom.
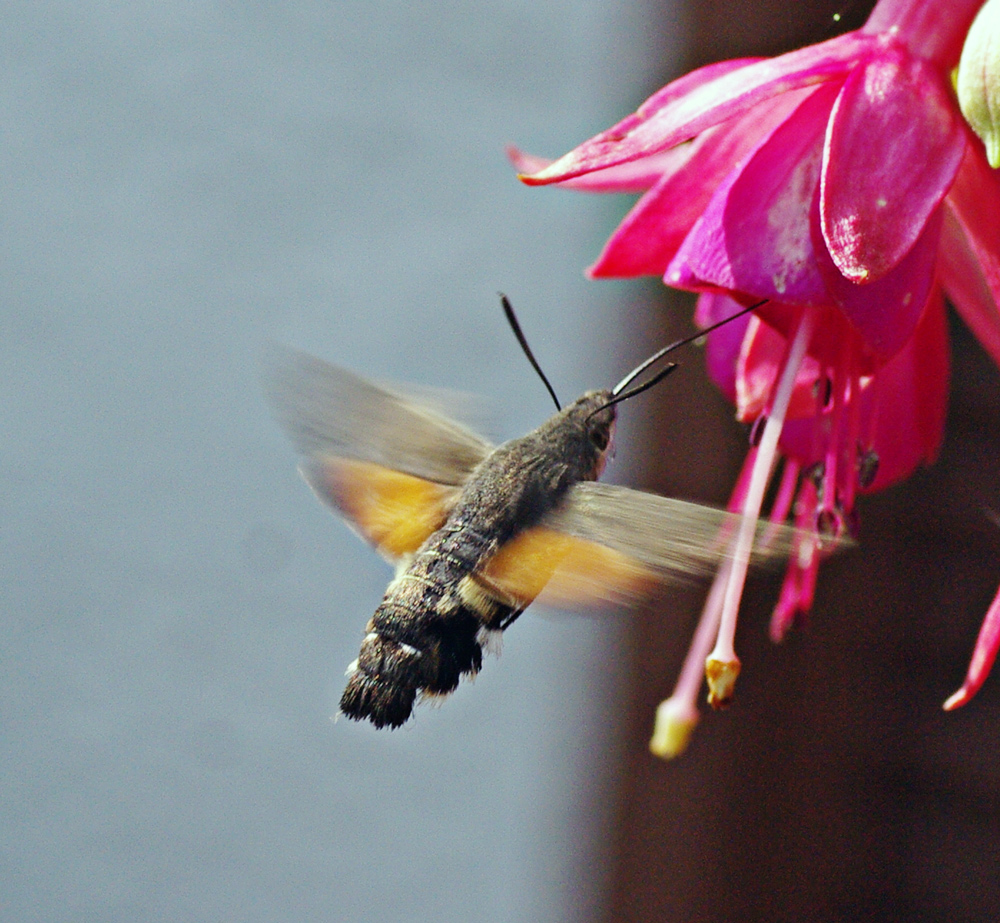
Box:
477, 482, 801, 612
302, 458, 461, 563
268, 350, 800, 611
267, 348, 493, 487
474, 524, 657, 610
267, 349, 491, 563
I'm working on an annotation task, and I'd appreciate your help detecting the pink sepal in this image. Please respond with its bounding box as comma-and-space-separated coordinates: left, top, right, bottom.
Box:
589, 88, 818, 278
507, 144, 698, 194
944, 583, 1000, 710
520, 34, 873, 184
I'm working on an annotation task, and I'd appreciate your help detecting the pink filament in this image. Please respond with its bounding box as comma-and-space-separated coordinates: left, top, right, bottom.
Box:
709, 309, 816, 665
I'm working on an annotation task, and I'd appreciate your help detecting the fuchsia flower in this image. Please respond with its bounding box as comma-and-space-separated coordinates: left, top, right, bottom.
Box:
515, 0, 1000, 754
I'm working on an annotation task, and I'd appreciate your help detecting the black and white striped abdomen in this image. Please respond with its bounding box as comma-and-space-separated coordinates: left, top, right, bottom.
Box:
339, 526, 523, 728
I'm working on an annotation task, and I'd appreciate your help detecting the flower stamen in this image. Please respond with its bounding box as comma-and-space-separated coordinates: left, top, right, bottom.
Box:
706, 308, 817, 706
649, 558, 734, 759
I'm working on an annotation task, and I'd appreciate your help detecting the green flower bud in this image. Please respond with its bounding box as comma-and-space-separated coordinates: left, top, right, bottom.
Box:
957, 0, 1000, 168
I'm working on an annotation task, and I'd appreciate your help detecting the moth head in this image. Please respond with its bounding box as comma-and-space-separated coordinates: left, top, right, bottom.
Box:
499, 293, 769, 483
563, 389, 617, 479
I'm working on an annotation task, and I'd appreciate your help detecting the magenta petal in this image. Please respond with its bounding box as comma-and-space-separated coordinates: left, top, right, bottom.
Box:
521, 32, 874, 185
779, 290, 948, 490
858, 288, 948, 487
586, 57, 763, 144
520, 59, 759, 183
507, 147, 552, 176
735, 316, 825, 421
817, 206, 942, 361
821, 48, 964, 283
666, 83, 841, 305
589, 89, 816, 278
941, 215, 1000, 371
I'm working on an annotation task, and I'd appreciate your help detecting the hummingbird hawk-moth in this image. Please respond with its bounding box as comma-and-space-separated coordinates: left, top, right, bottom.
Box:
267, 298, 791, 728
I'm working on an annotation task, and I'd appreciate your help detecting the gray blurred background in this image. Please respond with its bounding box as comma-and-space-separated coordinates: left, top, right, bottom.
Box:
0, 3, 678, 921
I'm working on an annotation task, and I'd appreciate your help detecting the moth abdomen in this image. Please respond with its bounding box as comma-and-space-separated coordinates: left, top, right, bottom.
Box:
340, 626, 427, 728
339, 546, 526, 726
421, 611, 483, 694
341, 668, 416, 729
356, 630, 424, 682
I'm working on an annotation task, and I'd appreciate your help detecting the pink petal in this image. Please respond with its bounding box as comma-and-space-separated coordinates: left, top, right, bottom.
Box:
940, 143, 1000, 369
588, 88, 818, 278
569, 57, 762, 149
944, 582, 1000, 710
940, 221, 1000, 369
770, 476, 819, 640
520, 32, 874, 184
778, 290, 948, 490
666, 83, 841, 307
506, 144, 698, 194
820, 47, 964, 283
588, 136, 719, 277
816, 205, 942, 362
520, 59, 759, 184
695, 295, 828, 423
507, 147, 552, 176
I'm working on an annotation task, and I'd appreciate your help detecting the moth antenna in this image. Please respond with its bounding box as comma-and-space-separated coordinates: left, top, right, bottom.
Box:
500, 293, 561, 411
611, 298, 768, 396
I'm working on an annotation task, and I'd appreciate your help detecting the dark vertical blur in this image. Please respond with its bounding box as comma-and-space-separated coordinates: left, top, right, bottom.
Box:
606, 2, 1000, 921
